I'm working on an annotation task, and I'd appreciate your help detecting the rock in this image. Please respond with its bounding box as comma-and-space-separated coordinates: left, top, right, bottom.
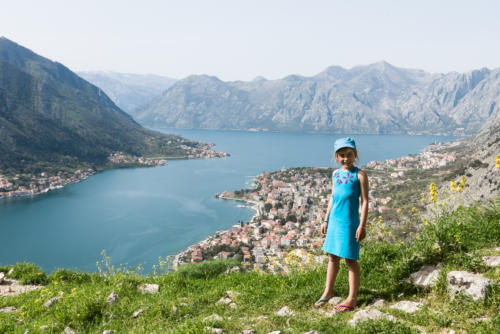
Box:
255, 315, 268, 320
447, 271, 492, 300
138, 283, 159, 294
327, 297, 343, 306
43, 297, 60, 308
410, 265, 441, 288
390, 300, 423, 313
303, 331, 321, 334
229, 302, 238, 310
369, 298, 386, 307
226, 290, 240, 299
106, 292, 119, 304
348, 309, 395, 326
217, 297, 232, 305
204, 328, 226, 334
0, 306, 17, 313
64, 327, 76, 334
132, 309, 144, 318
8, 268, 14, 275
267, 332, 282, 334
103, 331, 115, 334
482, 256, 500, 267
316, 308, 334, 317
276, 306, 294, 316
242, 330, 256, 334
225, 266, 241, 274
204, 314, 223, 322
39, 326, 49, 331
0, 272, 5, 284
172, 305, 177, 312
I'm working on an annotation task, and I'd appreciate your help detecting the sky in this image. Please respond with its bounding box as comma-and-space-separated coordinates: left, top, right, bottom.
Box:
2, 0, 500, 81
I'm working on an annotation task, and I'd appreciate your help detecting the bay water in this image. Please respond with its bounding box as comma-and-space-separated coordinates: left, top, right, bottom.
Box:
0, 130, 456, 272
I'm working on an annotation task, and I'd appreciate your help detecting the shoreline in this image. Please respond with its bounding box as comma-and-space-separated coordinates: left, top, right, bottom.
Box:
0, 148, 229, 201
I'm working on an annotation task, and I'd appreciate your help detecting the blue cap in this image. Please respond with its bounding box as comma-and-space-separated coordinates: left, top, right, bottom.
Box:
334, 137, 356, 152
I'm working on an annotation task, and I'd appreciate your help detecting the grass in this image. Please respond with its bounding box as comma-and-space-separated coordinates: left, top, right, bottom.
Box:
1, 199, 499, 333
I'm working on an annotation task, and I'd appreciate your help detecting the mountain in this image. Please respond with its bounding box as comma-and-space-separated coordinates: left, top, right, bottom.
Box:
0, 37, 199, 172
135, 61, 500, 135
77, 71, 177, 116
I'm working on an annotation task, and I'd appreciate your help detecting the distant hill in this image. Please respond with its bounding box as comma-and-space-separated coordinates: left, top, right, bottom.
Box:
77, 71, 177, 116
0, 37, 199, 173
135, 61, 500, 135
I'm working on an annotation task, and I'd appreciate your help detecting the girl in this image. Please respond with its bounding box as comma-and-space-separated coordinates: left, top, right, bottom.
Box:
314, 137, 369, 312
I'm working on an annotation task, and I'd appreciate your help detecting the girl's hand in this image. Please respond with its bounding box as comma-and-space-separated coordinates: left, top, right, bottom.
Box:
321, 222, 327, 236
355, 226, 366, 242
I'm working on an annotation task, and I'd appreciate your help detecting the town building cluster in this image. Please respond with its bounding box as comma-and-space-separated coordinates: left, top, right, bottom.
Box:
175, 168, 332, 271
0, 169, 95, 198
176, 142, 461, 271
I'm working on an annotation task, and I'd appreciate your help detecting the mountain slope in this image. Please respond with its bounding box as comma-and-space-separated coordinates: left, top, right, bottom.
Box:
0, 37, 199, 172
136, 62, 500, 135
77, 71, 177, 115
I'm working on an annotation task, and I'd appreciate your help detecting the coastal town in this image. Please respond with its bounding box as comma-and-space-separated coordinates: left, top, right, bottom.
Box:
0, 144, 228, 199
174, 141, 464, 272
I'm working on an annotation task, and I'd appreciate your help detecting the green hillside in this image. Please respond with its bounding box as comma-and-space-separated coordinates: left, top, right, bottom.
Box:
1, 199, 498, 333
0, 37, 202, 173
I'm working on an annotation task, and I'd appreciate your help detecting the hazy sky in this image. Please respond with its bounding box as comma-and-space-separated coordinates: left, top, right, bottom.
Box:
2, 0, 500, 81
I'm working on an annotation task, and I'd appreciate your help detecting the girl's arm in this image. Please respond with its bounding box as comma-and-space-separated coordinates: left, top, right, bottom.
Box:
356, 169, 369, 242
321, 170, 335, 235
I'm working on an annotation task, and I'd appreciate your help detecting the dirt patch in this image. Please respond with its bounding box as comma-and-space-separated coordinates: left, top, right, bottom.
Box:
0, 278, 44, 297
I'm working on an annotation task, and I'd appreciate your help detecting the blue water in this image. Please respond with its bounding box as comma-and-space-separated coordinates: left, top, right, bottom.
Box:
0, 130, 456, 272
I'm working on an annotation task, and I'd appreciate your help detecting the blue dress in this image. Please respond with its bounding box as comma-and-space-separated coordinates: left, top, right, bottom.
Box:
322, 167, 361, 260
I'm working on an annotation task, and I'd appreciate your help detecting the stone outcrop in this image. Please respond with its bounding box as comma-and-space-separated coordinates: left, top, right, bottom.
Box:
390, 300, 423, 313
107, 292, 119, 304
43, 297, 60, 308
482, 256, 500, 267
138, 283, 159, 294
410, 265, 441, 288
276, 306, 295, 316
348, 309, 395, 326
447, 271, 492, 300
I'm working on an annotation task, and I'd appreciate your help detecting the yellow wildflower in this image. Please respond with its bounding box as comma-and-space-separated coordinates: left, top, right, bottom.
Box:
460, 176, 467, 186
429, 182, 437, 203
450, 179, 457, 192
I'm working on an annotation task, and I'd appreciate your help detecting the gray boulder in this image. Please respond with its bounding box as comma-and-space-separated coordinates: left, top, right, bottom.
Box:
390, 300, 423, 313
0, 306, 17, 313
447, 271, 492, 300
138, 283, 159, 294
410, 265, 441, 287
482, 256, 500, 267
106, 292, 119, 304
132, 309, 144, 318
44, 297, 60, 308
276, 306, 295, 316
349, 309, 395, 326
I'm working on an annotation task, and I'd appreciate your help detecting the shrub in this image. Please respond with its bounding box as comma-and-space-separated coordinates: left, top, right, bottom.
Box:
175, 259, 240, 279
8, 262, 48, 285
49, 268, 97, 284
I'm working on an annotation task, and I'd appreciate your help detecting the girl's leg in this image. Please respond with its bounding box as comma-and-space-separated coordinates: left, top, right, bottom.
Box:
316, 254, 340, 305
344, 258, 360, 308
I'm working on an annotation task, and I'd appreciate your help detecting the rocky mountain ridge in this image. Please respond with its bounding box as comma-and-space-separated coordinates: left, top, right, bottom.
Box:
136, 61, 500, 135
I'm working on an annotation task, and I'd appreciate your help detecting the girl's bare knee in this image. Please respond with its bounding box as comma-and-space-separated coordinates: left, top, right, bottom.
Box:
328, 254, 340, 262
345, 258, 358, 267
